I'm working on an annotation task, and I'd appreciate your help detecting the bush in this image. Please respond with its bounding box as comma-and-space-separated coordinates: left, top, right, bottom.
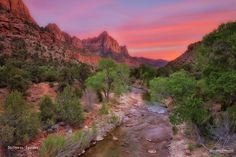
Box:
40, 96, 56, 128
99, 103, 109, 115
0, 63, 31, 92
57, 86, 84, 126
0, 91, 40, 146
38, 66, 58, 82
187, 143, 194, 152
150, 70, 197, 102
227, 104, 236, 131
150, 70, 208, 125
39, 135, 66, 157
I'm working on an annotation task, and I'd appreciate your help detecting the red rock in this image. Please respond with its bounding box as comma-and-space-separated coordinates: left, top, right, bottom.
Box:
0, 0, 36, 23
0, 0, 167, 67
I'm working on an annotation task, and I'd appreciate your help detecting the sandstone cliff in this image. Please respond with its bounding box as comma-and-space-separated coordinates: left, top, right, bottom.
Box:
0, 0, 167, 67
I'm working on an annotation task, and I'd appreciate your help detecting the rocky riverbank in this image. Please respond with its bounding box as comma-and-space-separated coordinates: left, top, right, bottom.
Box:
81, 87, 173, 157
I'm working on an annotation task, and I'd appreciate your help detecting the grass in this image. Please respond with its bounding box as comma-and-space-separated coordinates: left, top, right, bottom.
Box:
172, 126, 178, 135
109, 113, 119, 124
142, 91, 151, 101
187, 143, 194, 152
99, 103, 109, 115
40, 127, 97, 157
39, 134, 66, 157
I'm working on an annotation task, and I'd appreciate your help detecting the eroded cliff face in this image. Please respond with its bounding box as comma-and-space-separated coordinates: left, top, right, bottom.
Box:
0, 0, 36, 23
0, 0, 167, 67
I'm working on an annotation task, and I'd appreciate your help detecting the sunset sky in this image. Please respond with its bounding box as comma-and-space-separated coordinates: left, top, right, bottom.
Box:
24, 0, 236, 61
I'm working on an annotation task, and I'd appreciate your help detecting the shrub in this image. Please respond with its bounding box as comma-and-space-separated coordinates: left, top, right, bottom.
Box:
187, 143, 194, 152
40, 96, 56, 128
57, 86, 84, 126
38, 66, 58, 82
109, 113, 119, 124
39, 135, 66, 157
227, 104, 236, 131
1, 63, 31, 92
99, 103, 109, 115
0, 91, 40, 146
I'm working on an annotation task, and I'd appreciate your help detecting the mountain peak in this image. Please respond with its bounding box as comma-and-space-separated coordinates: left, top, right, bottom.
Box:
99, 31, 109, 37
46, 23, 62, 34
0, 0, 36, 23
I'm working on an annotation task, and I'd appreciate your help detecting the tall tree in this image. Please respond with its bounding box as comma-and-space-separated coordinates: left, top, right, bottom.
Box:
86, 59, 130, 101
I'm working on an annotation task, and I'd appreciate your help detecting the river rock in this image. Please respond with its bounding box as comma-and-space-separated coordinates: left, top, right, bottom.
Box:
146, 138, 152, 142
112, 136, 118, 141
96, 135, 104, 141
148, 149, 157, 154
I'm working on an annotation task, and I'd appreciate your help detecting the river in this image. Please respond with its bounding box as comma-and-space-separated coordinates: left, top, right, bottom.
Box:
82, 88, 173, 157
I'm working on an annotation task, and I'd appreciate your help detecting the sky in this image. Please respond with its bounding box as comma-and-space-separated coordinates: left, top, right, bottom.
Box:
24, 0, 236, 61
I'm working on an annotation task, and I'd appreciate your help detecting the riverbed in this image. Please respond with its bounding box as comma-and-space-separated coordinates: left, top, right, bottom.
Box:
82, 88, 173, 157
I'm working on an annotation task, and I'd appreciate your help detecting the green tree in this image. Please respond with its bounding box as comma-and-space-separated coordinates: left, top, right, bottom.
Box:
131, 64, 157, 86
0, 62, 31, 92
57, 86, 84, 126
0, 91, 40, 146
38, 66, 58, 82
150, 70, 197, 102
40, 96, 56, 128
86, 59, 130, 101
150, 70, 208, 125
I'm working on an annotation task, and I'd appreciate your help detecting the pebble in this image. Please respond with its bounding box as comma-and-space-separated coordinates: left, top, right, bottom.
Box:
96, 135, 104, 141
146, 138, 152, 142
148, 149, 157, 154
112, 136, 118, 141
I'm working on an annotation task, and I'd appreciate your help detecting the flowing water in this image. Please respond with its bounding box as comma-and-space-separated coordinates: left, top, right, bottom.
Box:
82, 89, 172, 157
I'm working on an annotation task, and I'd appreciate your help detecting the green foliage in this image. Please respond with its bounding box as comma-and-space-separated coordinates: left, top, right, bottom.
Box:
99, 103, 109, 115
39, 134, 66, 157
142, 91, 151, 101
109, 113, 119, 124
150, 77, 169, 102
150, 70, 208, 125
0, 91, 40, 146
206, 71, 236, 104
113, 63, 130, 95
86, 59, 130, 101
175, 97, 208, 125
40, 126, 97, 157
172, 126, 178, 135
130, 64, 157, 85
38, 66, 59, 82
0, 57, 93, 92
196, 22, 236, 104
40, 96, 56, 128
227, 104, 236, 131
150, 70, 196, 102
150, 22, 236, 136
0, 61, 31, 92
11, 37, 27, 59
187, 143, 194, 152
57, 86, 84, 126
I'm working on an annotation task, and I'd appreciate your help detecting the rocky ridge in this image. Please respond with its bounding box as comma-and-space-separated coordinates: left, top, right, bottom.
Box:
168, 41, 201, 67
0, 0, 167, 67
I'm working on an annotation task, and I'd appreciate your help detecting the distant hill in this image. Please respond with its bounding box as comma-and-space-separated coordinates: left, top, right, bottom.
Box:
160, 21, 236, 75
0, 0, 167, 67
